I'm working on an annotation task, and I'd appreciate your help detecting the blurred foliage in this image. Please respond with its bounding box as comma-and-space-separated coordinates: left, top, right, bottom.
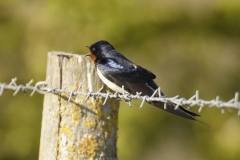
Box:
0, 0, 240, 160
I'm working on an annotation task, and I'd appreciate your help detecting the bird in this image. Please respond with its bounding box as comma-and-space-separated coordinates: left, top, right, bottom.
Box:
86, 40, 204, 123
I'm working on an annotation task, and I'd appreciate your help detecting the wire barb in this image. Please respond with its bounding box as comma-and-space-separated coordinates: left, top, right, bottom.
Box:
68, 90, 74, 101
84, 92, 92, 102
140, 96, 147, 108
103, 93, 110, 105
164, 103, 167, 110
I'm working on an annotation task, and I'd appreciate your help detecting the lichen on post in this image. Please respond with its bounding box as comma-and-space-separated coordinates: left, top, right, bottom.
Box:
39, 51, 119, 160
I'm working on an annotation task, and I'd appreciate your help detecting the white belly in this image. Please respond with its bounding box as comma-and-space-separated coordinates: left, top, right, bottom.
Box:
97, 68, 128, 94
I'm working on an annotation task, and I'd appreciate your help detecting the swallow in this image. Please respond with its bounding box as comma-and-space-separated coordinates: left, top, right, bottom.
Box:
86, 40, 204, 123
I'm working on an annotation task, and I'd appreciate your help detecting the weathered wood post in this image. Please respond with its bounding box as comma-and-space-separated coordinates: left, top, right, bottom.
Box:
39, 52, 119, 160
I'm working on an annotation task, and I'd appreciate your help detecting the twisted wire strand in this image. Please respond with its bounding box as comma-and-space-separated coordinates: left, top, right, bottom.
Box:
1, 78, 240, 115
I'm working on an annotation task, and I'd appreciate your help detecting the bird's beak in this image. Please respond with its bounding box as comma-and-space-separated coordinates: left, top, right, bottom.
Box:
85, 46, 90, 57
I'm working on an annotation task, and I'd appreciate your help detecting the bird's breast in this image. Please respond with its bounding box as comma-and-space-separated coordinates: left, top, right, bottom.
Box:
89, 53, 97, 63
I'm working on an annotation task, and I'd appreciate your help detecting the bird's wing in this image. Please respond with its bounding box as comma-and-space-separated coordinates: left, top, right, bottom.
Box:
97, 58, 155, 83
97, 58, 158, 94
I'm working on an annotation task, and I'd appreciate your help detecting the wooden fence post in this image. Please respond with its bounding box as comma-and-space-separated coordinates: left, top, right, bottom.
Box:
39, 51, 119, 160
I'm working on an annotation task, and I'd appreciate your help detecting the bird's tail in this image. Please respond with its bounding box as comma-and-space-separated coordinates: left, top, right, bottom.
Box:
151, 101, 209, 126
152, 101, 199, 120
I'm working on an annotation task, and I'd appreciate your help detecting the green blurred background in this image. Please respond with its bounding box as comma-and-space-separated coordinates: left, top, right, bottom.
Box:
0, 0, 240, 159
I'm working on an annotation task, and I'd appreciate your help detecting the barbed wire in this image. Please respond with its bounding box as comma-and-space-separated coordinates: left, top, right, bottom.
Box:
1, 78, 240, 116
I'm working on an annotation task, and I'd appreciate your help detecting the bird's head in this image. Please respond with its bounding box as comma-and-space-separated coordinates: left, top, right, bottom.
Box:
86, 40, 114, 62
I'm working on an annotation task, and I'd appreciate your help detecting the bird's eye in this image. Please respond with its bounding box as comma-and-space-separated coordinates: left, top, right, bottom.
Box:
92, 47, 96, 52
